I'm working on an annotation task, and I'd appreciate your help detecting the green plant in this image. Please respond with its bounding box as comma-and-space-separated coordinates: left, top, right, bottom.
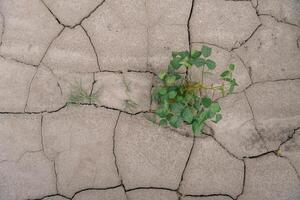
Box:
68, 81, 99, 105
152, 45, 238, 134
122, 76, 138, 112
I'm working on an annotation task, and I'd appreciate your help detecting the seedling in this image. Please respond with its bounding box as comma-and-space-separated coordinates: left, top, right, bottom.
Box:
122, 76, 138, 112
152, 45, 238, 134
68, 81, 99, 105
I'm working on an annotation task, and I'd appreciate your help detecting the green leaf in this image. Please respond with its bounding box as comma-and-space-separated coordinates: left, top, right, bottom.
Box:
201, 45, 212, 58
194, 97, 202, 110
175, 73, 182, 80
191, 50, 201, 58
155, 107, 168, 118
158, 88, 167, 95
170, 58, 182, 69
190, 58, 206, 67
158, 71, 166, 80
170, 103, 185, 114
231, 78, 238, 86
229, 64, 235, 71
212, 114, 222, 123
163, 100, 169, 110
180, 60, 192, 68
176, 96, 184, 103
178, 51, 189, 58
210, 102, 221, 113
220, 70, 230, 78
196, 111, 209, 123
205, 59, 216, 70
165, 75, 176, 85
183, 93, 193, 104
202, 97, 212, 108
159, 119, 168, 126
229, 79, 238, 93
172, 51, 179, 57
182, 107, 194, 124
220, 86, 225, 97
168, 91, 177, 99
207, 109, 216, 118
169, 115, 182, 128
192, 121, 204, 134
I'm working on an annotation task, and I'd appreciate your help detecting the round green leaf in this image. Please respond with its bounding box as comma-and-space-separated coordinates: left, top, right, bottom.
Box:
170, 58, 182, 69
213, 113, 222, 123
170, 103, 184, 114
182, 107, 194, 124
196, 111, 209, 123
229, 64, 235, 71
191, 50, 201, 58
201, 45, 212, 58
159, 119, 168, 126
202, 97, 212, 108
158, 88, 167, 95
158, 71, 167, 80
169, 115, 182, 128
206, 59, 216, 70
220, 70, 230, 78
155, 107, 168, 118
165, 75, 176, 85
191, 58, 206, 68
168, 91, 177, 99
192, 121, 204, 134
210, 102, 221, 113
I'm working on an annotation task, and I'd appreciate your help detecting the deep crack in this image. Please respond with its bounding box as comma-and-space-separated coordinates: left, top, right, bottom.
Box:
258, 14, 300, 29
80, 25, 101, 72
231, 23, 262, 51
41, 0, 107, 29
243, 91, 268, 151
177, 136, 196, 191
24, 68, 39, 112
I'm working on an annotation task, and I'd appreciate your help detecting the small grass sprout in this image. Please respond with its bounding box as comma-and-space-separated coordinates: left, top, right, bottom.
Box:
68, 81, 100, 105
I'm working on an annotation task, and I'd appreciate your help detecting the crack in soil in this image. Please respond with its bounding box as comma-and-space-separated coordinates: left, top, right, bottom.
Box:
40, 0, 107, 29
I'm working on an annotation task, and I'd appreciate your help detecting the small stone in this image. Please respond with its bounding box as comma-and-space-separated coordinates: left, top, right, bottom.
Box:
190, 0, 260, 50
246, 80, 300, 151
0, 152, 56, 200
0, 0, 63, 65
0, 114, 41, 162
43, 0, 104, 27
42, 26, 99, 73
180, 137, 244, 198
43, 106, 120, 197
209, 93, 267, 158
0, 57, 36, 112
73, 187, 126, 200
93, 72, 152, 113
127, 189, 178, 200
234, 16, 300, 82
240, 154, 300, 200
115, 113, 193, 190
257, 0, 300, 26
